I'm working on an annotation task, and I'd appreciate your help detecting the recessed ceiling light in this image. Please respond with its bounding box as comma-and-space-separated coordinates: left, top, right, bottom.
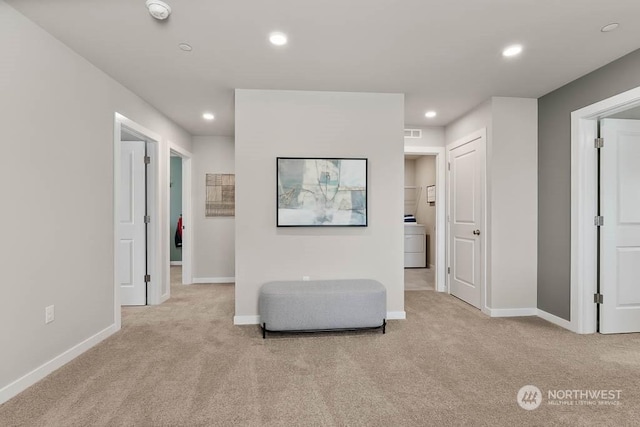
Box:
502, 44, 523, 57
145, 0, 171, 20
269, 32, 288, 46
601, 23, 620, 32
202, 112, 214, 121
178, 43, 192, 52
425, 111, 437, 118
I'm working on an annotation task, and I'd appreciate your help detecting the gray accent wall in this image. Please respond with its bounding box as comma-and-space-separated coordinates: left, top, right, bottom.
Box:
234, 89, 405, 319
538, 48, 640, 320
0, 2, 191, 401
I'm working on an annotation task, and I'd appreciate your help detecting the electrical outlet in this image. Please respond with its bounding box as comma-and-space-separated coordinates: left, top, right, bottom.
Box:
45, 305, 55, 324
302, 276, 310, 281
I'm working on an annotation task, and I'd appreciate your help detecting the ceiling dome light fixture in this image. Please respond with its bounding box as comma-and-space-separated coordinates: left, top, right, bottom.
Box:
146, 0, 171, 20
425, 111, 437, 118
178, 43, 192, 52
269, 32, 288, 46
601, 23, 620, 32
202, 112, 215, 121
502, 44, 523, 58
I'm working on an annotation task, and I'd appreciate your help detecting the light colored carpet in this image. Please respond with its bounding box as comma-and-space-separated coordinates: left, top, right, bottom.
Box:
404, 267, 434, 290
1, 268, 640, 426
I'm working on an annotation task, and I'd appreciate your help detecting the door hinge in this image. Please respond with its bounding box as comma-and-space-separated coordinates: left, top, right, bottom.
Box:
594, 138, 604, 148
447, 267, 450, 274
594, 293, 604, 304
448, 162, 451, 170
594, 216, 604, 227
144, 274, 151, 283
144, 215, 151, 224
144, 156, 151, 164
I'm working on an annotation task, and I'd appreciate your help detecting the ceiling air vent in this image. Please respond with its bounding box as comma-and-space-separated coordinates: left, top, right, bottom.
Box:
404, 129, 422, 139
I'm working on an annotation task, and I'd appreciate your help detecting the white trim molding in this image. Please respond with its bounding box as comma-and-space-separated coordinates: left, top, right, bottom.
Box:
570, 85, 640, 334
0, 324, 118, 405
537, 309, 575, 332
193, 277, 235, 284
489, 308, 537, 318
386, 311, 407, 320
234, 315, 261, 325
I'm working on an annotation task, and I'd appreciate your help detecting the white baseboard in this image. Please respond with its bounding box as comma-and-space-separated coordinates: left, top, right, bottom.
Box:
192, 277, 235, 284
537, 309, 575, 332
489, 307, 538, 317
234, 315, 260, 325
170, 261, 182, 266
0, 323, 118, 405
386, 311, 406, 320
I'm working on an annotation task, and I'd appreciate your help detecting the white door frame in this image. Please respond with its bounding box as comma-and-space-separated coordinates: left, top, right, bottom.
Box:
403, 145, 446, 292
114, 113, 163, 329
571, 85, 640, 334
168, 143, 193, 285
445, 129, 489, 315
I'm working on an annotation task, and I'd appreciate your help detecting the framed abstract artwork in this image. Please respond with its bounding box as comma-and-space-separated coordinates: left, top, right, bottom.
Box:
276, 157, 368, 227
205, 173, 235, 217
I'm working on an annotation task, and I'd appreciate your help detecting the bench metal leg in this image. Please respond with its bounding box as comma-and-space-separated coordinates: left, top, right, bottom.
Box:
262, 323, 266, 339
383, 319, 386, 334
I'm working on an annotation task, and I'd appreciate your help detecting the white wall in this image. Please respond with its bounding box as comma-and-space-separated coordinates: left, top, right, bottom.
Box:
404, 126, 445, 148
445, 97, 537, 312
414, 156, 436, 267
490, 97, 538, 310
445, 100, 494, 305
404, 158, 417, 217
192, 136, 235, 281
445, 101, 493, 145
0, 2, 191, 403
404, 159, 416, 186
235, 89, 405, 322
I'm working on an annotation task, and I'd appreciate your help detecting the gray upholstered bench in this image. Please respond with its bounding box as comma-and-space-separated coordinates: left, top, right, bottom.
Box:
258, 279, 387, 338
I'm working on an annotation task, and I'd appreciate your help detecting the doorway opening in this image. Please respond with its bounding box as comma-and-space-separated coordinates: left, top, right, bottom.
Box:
114, 113, 162, 328
571, 85, 640, 334
168, 144, 193, 286
403, 146, 446, 293
446, 129, 487, 312
597, 115, 640, 334
404, 154, 436, 291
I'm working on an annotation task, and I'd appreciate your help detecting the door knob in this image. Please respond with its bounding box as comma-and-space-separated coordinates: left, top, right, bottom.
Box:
473, 230, 481, 235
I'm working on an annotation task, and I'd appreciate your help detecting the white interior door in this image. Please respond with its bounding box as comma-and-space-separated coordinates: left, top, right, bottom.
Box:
119, 141, 146, 306
449, 134, 485, 309
599, 119, 640, 333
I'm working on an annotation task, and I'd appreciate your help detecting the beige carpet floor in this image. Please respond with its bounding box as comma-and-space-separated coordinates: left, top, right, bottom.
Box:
1, 271, 640, 426
404, 268, 435, 291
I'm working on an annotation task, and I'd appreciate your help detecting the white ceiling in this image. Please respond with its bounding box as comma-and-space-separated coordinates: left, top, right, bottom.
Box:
7, 0, 640, 136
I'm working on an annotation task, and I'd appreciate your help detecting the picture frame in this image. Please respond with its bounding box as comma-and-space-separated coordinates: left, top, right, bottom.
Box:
277, 157, 368, 227
426, 185, 436, 203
